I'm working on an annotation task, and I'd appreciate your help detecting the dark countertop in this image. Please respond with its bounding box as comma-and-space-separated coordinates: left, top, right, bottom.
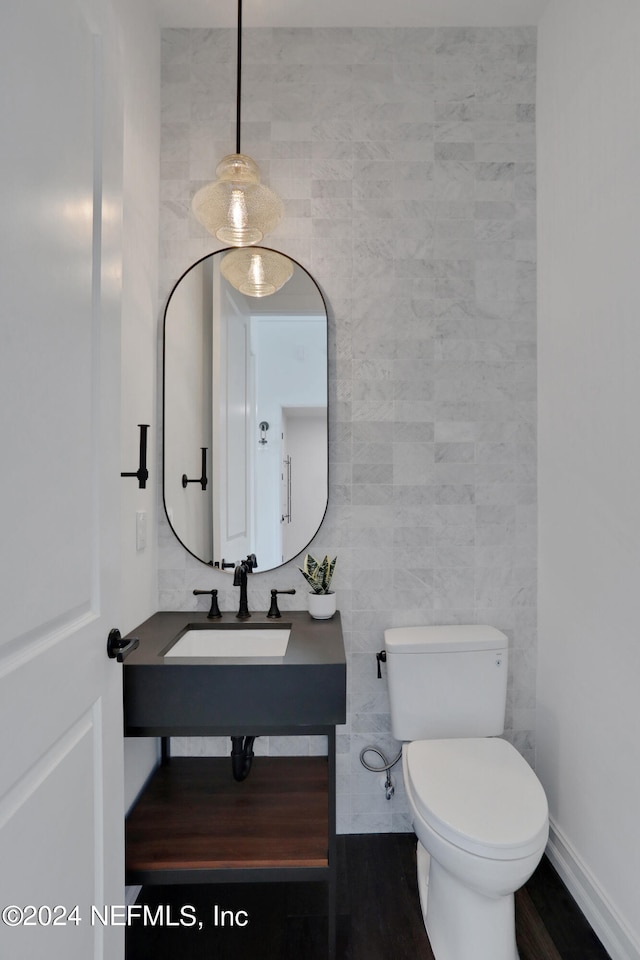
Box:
124, 609, 345, 667
122, 610, 346, 735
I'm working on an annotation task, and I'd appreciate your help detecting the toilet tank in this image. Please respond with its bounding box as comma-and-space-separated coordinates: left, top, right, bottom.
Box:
384, 625, 508, 741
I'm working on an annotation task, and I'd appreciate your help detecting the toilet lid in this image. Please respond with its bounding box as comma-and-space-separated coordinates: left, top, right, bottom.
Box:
405, 738, 548, 860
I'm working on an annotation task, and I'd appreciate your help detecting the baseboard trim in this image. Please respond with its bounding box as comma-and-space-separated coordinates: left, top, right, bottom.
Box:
546, 820, 640, 960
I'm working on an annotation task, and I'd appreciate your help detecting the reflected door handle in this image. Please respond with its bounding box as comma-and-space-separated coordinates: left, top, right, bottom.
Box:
182, 447, 208, 490
106, 628, 139, 663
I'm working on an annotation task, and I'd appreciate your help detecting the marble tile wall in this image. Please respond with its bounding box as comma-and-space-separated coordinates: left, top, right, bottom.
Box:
158, 25, 537, 833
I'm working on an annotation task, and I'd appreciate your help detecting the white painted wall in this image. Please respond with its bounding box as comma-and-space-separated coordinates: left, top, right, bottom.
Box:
537, 3, 640, 957
114, 0, 161, 811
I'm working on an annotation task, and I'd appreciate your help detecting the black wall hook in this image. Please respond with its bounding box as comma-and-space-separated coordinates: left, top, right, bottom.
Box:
182, 447, 208, 490
121, 424, 149, 489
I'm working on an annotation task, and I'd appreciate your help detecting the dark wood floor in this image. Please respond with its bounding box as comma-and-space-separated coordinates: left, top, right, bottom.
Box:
126, 834, 611, 960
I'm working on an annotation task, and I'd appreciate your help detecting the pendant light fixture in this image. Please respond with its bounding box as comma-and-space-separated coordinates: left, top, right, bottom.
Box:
220, 247, 294, 297
191, 0, 283, 245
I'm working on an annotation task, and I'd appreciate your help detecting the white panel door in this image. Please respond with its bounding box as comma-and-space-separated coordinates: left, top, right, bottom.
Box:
0, 1, 125, 958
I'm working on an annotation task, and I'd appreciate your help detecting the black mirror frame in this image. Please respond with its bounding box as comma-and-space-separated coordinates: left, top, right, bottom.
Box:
162, 247, 330, 572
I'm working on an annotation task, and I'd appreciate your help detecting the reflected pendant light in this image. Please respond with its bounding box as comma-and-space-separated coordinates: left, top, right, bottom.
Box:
191, 0, 283, 245
220, 247, 294, 297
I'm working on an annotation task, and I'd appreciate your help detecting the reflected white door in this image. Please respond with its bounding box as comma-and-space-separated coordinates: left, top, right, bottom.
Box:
0, 1, 125, 958
281, 408, 328, 563
212, 280, 253, 564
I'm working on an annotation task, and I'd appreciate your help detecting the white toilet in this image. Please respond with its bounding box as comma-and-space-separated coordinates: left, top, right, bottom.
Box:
384, 625, 548, 960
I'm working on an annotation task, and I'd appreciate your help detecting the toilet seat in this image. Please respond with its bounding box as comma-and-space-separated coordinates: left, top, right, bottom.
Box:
405, 738, 548, 860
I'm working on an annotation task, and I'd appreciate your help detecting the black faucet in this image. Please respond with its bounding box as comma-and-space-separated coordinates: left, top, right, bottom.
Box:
233, 554, 257, 619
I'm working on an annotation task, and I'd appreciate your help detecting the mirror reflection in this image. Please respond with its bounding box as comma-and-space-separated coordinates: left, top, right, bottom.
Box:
163, 248, 328, 573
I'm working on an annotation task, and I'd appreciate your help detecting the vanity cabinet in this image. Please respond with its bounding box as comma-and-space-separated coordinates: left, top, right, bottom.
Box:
122, 611, 346, 960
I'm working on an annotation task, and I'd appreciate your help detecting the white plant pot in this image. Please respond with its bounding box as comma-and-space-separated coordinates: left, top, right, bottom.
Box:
308, 591, 337, 620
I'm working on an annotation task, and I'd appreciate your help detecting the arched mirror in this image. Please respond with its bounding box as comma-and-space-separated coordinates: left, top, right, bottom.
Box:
163, 248, 328, 573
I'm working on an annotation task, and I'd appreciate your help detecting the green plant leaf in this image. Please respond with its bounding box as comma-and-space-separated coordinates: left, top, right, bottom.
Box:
298, 565, 323, 593
304, 554, 319, 580
298, 553, 337, 594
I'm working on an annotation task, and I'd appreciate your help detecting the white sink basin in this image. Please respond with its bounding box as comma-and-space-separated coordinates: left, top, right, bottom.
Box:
164, 628, 290, 659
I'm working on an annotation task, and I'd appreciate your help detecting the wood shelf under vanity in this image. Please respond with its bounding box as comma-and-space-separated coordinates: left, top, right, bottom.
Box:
126, 756, 330, 884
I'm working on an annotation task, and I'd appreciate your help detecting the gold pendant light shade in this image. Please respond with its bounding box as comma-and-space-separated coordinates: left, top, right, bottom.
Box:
192, 154, 283, 246
220, 247, 294, 297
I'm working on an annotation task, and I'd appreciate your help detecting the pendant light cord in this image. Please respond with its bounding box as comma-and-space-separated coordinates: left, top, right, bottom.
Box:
236, 0, 242, 154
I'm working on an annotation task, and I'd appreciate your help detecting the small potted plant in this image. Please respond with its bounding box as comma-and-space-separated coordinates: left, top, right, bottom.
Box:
298, 553, 337, 619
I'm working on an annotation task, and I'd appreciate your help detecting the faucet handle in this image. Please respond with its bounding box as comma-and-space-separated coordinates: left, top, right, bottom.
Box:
266, 588, 296, 619
193, 588, 222, 619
